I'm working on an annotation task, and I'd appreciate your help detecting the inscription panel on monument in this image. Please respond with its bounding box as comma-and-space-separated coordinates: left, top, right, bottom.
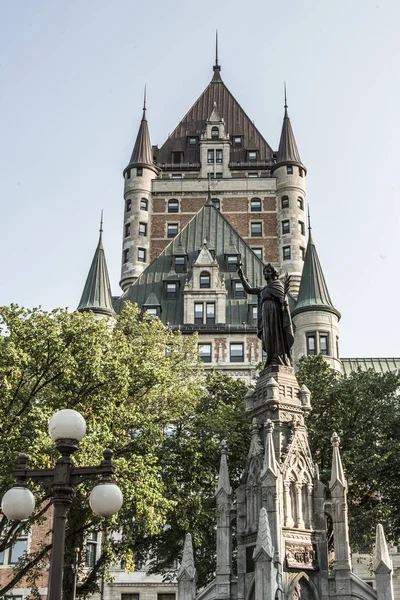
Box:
285, 542, 316, 570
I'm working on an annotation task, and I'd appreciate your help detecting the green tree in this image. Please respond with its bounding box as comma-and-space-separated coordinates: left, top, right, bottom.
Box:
0, 303, 203, 600
297, 354, 400, 552
143, 370, 250, 588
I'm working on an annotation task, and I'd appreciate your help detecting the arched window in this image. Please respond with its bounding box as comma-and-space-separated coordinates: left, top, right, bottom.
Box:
200, 271, 211, 288
168, 199, 179, 213
211, 126, 219, 139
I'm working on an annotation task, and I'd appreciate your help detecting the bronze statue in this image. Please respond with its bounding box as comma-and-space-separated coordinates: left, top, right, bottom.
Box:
237, 262, 294, 367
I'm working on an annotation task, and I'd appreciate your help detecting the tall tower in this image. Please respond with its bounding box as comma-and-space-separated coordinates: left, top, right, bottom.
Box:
120, 90, 158, 292
291, 220, 341, 372
77, 219, 115, 320
272, 89, 307, 297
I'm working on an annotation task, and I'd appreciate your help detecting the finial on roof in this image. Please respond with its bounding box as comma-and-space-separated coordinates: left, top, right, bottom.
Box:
284, 81, 288, 116
329, 432, 346, 489
100, 210, 104, 234
307, 204, 311, 233
212, 30, 222, 82
143, 84, 147, 113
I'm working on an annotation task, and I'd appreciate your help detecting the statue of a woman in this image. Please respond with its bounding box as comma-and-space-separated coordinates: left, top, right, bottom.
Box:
237, 262, 294, 367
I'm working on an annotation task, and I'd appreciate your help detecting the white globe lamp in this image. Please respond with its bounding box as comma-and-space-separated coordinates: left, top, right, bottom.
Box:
89, 482, 123, 517
2, 487, 35, 520
48, 409, 86, 442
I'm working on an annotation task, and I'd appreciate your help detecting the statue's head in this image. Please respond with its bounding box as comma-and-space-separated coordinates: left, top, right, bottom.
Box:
263, 263, 279, 282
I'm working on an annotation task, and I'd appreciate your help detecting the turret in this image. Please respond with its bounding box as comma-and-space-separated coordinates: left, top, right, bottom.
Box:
77, 218, 115, 321
271, 88, 307, 297
120, 89, 158, 292
291, 216, 341, 371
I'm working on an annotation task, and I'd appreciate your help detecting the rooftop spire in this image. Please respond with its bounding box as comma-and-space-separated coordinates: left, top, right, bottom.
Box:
127, 90, 154, 168
178, 533, 196, 581
261, 419, 278, 478
275, 85, 302, 166
212, 30, 222, 83
253, 508, 274, 561
78, 219, 115, 317
293, 224, 340, 316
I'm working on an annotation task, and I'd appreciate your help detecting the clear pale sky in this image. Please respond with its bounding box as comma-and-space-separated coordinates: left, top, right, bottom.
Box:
1, 0, 399, 358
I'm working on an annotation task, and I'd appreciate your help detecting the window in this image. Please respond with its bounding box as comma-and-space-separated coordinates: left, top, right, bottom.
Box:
125, 169, 131, 180
174, 256, 186, 273
168, 199, 179, 213
300, 246, 305, 260
282, 220, 290, 234
207, 150, 214, 163
248, 151, 257, 161
194, 303, 204, 324
0, 531, 28, 567
171, 173, 182, 179
234, 282, 245, 298
320, 334, 329, 356
122, 594, 140, 600
172, 151, 183, 164
211, 127, 219, 139
140, 198, 148, 211
281, 196, 289, 209
252, 248, 263, 260
230, 343, 244, 362
336, 337, 339, 358
137, 167, 143, 176
251, 305, 258, 324
198, 343, 212, 363
299, 167, 304, 177
215, 172, 222, 179
123, 249, 129, 264
206, 303, 215, 324
227, 255, 238, 272
166, 283, 178, 299
85, 531, 98, 568
233, 136, 242, 146
126, 199, 132, 212
211, 198, 220, 211
297, 197, 304, 210
200, 271, 210, 288
248, 173, 258, 178
286, 165, 293, 174
251, 222, 262, 237
167, 223, 178, 238
139, 222, 147, 236
216, 149, 223, 164
250, 198, 261, 212
298, 221, 305, 235
283, 246, 291, 260
138, 248, 146, 262
307, 334, 316, 356
189, 137, 197, 146
125, 223, 131, 237
146, 308, 157, 318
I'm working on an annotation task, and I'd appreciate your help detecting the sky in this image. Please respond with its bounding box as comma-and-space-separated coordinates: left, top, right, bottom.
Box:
1, 0, 399, 358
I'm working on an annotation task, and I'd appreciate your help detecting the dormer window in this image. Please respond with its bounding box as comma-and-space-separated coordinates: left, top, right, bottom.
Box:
226, 255, 239, 272
234, 281, 245, 298
145, 307, 158, 319
200, 271, 211, 288
164, 281, 179, 299
248, 151, 257, 162
211, 127, 219, 139
172, 151, 183, 164
189, 137, 197, 147
233, 136, 242, 147
174, 256, 186, 273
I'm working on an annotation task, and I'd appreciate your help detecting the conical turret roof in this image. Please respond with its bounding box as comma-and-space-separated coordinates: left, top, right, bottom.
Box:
127, 92, 154, 169
78, 225, 115, 317
272, 90, 303, 170
293, 228, 340, 318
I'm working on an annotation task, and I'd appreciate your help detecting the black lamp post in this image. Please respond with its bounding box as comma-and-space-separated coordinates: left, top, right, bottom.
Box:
1, 409, 123, 600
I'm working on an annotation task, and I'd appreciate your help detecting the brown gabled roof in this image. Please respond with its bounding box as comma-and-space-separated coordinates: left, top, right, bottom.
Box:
155, 66, 274, 165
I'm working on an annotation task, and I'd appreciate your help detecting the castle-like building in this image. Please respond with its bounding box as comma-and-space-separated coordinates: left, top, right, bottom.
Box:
74, 52, 400, 600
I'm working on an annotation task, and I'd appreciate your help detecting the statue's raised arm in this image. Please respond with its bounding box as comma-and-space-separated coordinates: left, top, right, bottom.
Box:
238, 262, 294, 369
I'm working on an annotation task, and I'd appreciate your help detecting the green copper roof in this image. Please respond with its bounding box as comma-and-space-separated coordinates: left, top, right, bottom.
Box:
293, 230, 340, 318
114, 203, 266, 326
275, 103, 302, 166
341, 358, 400, 377
78, 231, 115, 316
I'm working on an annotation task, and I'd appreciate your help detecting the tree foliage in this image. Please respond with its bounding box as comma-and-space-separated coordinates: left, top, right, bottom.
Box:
0, 304, 204, 599
297, 354, 400, 552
